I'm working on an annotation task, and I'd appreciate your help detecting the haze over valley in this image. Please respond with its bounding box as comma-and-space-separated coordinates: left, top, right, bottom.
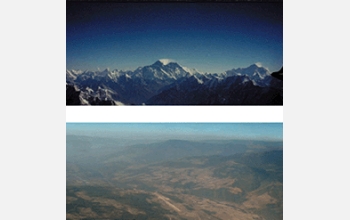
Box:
66, 123, 283, 219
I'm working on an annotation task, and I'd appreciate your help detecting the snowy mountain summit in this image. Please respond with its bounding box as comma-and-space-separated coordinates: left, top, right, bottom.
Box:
158, 59, 175, 65
132, 60, 189, 81
66, 60, 282, 105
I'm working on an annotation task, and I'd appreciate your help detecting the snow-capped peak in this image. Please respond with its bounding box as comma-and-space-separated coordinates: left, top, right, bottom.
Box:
254, 62, 262, 68
158, 59, 175, 65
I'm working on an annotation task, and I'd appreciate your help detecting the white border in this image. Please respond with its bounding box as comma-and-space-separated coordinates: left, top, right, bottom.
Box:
66, 106, 283, 122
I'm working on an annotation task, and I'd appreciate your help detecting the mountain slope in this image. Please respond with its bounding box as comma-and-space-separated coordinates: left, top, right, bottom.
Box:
147, 74, 282, 105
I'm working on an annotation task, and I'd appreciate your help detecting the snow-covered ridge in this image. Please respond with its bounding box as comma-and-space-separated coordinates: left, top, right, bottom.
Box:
67, 60, 275, 87
67, 60, 282, 105
67, 60, 271, 78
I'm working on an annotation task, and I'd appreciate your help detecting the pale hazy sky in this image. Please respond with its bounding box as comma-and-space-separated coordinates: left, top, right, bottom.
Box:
66, 123, 283, 141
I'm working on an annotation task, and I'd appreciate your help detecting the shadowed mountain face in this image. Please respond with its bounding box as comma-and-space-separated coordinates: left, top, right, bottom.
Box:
67, 137, 283, 220
66, 61, 283, 105
146, 74, 282, 105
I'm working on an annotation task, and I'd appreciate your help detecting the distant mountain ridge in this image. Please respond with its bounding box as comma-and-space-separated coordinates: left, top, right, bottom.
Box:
66, 138, 283, 165
66, 60, 283, 105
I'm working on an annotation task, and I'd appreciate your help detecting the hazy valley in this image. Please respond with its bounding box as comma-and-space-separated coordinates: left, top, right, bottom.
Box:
67, 136, 283, 220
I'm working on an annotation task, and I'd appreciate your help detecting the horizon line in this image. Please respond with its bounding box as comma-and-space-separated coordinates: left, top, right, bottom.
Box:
66, 60, 273, 73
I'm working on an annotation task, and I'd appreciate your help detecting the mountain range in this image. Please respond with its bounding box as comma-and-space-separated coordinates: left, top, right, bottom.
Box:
66, 60, 283, 105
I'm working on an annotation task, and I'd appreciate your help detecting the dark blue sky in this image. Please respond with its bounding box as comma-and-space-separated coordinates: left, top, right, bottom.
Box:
67, 2, 283, 73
